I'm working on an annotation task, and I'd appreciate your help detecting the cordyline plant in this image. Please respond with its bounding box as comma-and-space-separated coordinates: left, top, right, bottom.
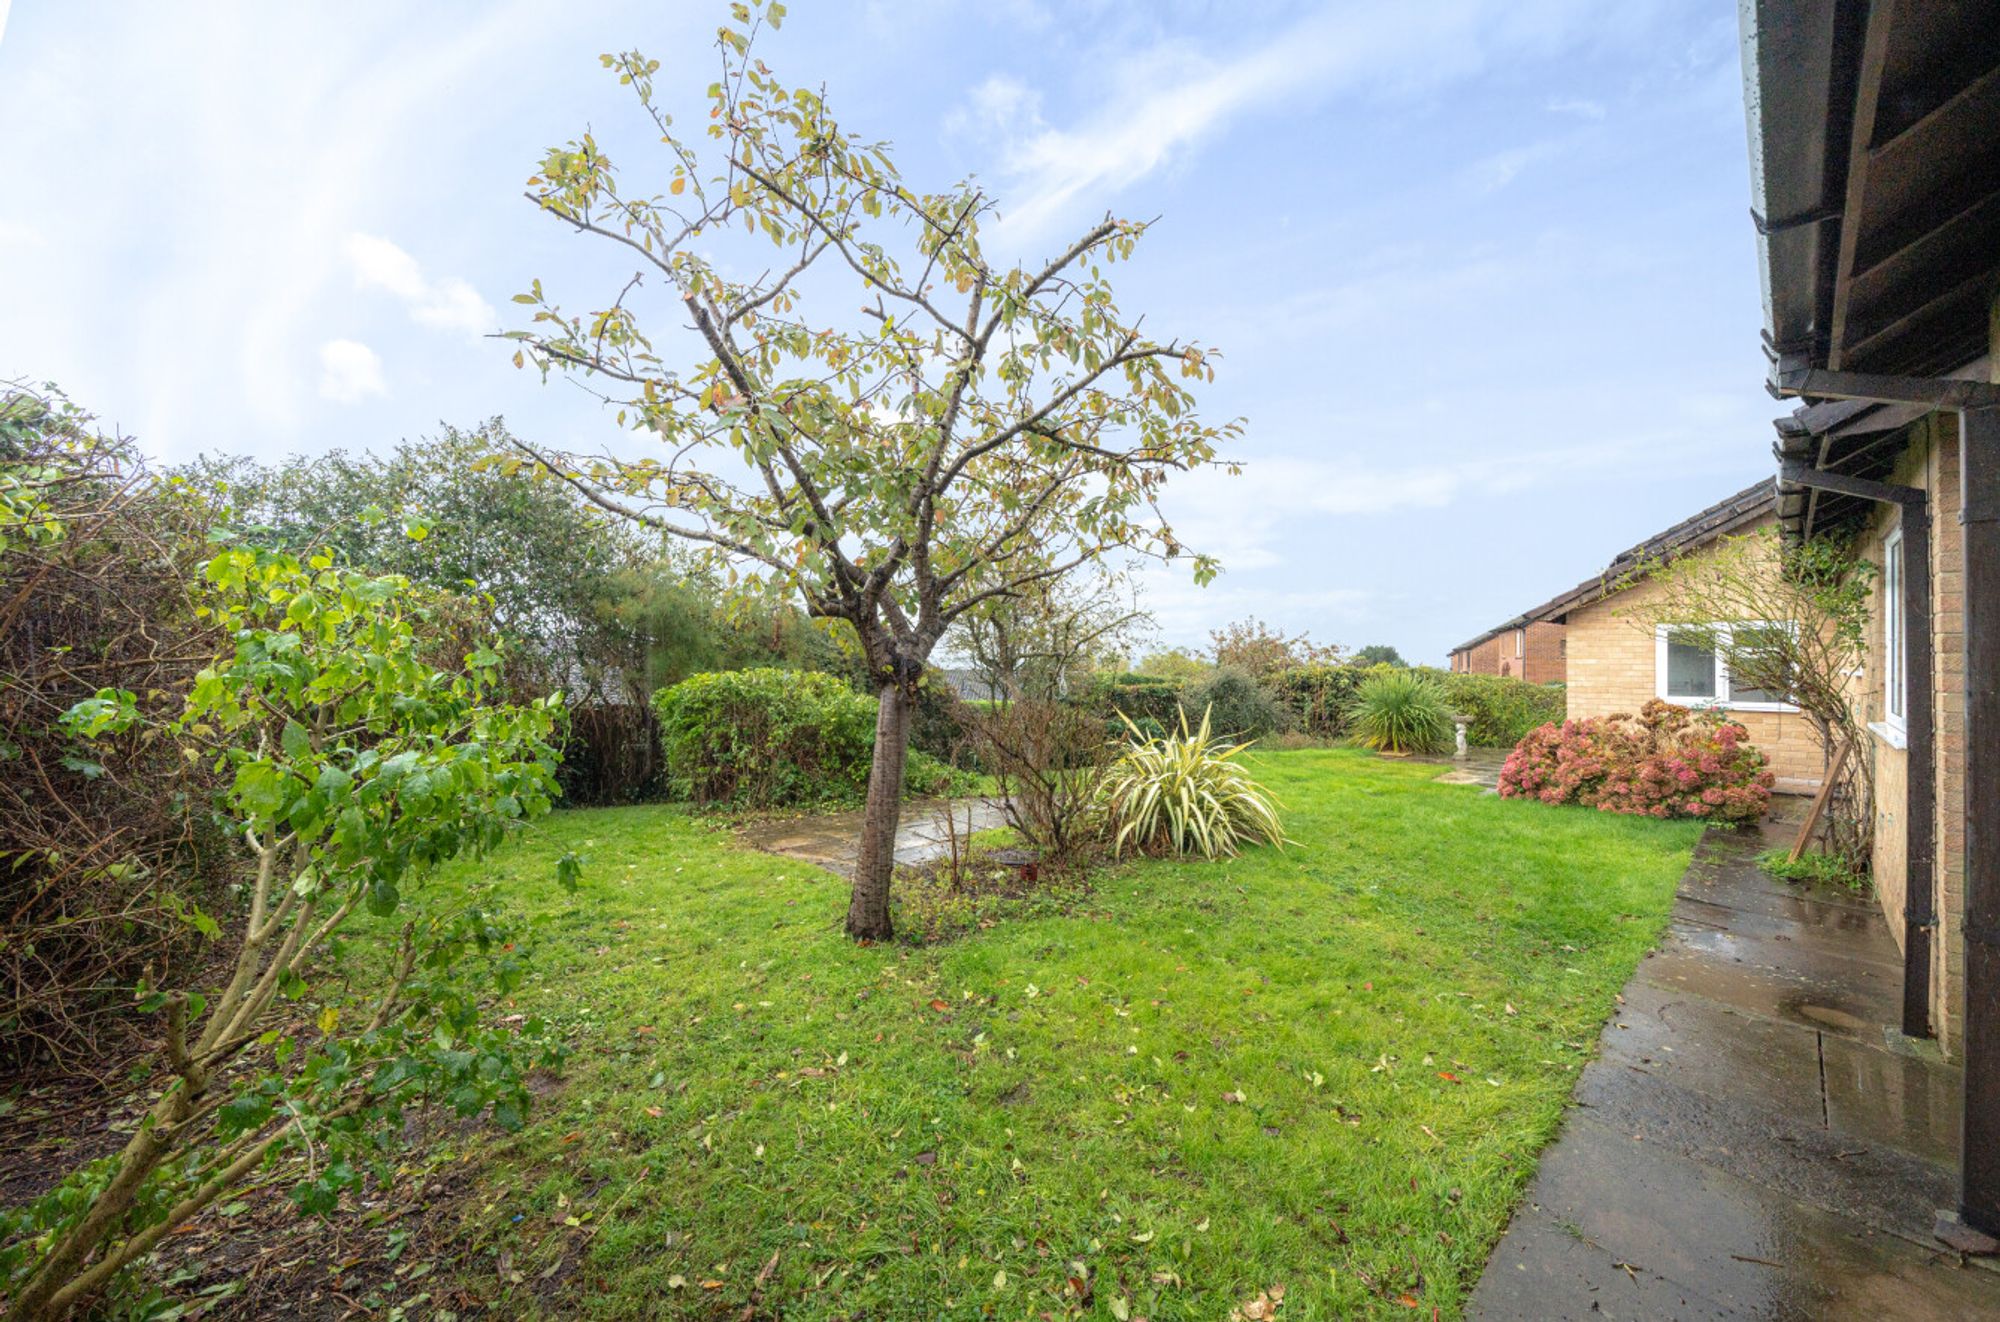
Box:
1099, 708, 1287, 859
501, 0, 1239, 940
1619, 526, 1876, 862
3, 545, 574, 1321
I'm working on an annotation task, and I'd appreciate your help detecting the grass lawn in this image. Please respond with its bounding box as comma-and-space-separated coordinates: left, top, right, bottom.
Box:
397, 748, 1702, 1319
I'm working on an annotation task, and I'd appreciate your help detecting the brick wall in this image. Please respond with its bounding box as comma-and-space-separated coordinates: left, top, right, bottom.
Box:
1561, 515, 1828, 789
1451, 622, 1566, 682
1857, 414, 1967, 1054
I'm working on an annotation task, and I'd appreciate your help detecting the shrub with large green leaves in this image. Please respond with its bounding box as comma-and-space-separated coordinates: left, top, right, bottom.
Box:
1098, 708, 1286, 859
3, 546, 572, 1321
1346, 670, 1454, 755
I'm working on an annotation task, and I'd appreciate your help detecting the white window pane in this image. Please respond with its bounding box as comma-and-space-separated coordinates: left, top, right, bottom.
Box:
1665, 632, 1717, 699
1727, 624, 1788, 705
1885, 534, 1905, 720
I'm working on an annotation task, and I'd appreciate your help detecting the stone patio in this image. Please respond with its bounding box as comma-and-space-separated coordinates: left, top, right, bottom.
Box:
1470, 803, 1996, 1319
736, 797, 1008, 877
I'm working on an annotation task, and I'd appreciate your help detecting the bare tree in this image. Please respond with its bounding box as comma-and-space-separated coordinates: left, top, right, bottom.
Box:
959, 565, 1152, 702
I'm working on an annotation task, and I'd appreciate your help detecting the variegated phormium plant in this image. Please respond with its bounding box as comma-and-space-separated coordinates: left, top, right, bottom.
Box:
1099, 707, 1287, 859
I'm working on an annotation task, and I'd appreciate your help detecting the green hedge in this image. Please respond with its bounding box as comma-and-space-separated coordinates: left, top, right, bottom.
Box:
1267, 665, 1368, 737
1434, 671, 1567, 748
1081, 673, 1186, 739
1077, 664, 1564, 749
652, 668, 876, 807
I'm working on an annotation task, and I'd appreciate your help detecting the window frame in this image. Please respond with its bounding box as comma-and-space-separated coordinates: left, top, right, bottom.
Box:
1882, 527, 1907, 734
1652, 621, 1799, 714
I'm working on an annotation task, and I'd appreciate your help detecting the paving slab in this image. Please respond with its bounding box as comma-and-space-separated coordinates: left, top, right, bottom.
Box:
1574, 1056, 1955, 1246
1822, 1032, 1964, 1167
738, 797, 1006, 877
1471, 812, 1996, 1320
1594, 978, 1824, 1116
1637, 939, 1902, 1044
1481, 1114, 1992, 1320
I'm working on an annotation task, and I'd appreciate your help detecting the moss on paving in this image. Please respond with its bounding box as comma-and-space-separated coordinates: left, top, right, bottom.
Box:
396, 749, 1700, 1319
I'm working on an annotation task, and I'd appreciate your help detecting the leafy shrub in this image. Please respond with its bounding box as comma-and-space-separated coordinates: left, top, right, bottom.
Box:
905, 748, 980, 798
1099, 709, 1286, 859
1438, 672, 1566, 748
1185, 666, 1286, 740
1346, 670, 1454, 754
652, 668, 875, 807
1499, 699, 1773, 821
5, 545, 571, 1319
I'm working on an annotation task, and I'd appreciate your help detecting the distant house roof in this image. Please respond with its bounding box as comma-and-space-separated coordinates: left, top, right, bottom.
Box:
1450, 479, 1778, 655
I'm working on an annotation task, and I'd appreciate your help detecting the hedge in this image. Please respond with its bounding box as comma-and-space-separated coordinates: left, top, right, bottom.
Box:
1077, 664, 1565, 749
652, 668, 877, 807
1434, 671, 1567, 748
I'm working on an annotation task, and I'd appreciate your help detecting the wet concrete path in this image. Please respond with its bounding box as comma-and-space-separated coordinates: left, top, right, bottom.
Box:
1471, 805, 1997, 1319
736, 797, 1007, 878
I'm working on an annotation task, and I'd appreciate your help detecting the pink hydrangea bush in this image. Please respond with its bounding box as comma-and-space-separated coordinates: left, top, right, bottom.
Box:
1498, 699, 1774, 822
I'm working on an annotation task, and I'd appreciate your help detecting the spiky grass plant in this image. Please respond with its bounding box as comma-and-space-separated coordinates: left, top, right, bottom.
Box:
1346, 670, 1455, 755
1099, 707, 1287, 858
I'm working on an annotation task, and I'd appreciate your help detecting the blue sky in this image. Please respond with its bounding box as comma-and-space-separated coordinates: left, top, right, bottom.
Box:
0, 1, 1774, 664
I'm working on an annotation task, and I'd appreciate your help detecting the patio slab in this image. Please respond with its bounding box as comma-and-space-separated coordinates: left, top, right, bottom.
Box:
1470, 811, 1996, 1319
737, 797, 1007, 878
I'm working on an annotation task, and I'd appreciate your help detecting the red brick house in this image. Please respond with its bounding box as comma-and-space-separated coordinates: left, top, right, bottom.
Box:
1446, 620, 1565, 683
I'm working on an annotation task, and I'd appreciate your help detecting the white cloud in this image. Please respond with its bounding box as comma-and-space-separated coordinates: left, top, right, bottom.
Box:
1465, 140, 1565, 193
318, 338, 386, 403
1545, 95, 1606, 120
343, 232, 495, 339
971, 1, 1606, 246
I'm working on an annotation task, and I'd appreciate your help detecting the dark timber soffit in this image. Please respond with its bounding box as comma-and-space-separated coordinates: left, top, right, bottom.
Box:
1742, 1, 2000, 381
1451, 480, 1778, 653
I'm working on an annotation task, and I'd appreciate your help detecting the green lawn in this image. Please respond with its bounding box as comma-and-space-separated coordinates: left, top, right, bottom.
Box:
399, 749, 1701, 1319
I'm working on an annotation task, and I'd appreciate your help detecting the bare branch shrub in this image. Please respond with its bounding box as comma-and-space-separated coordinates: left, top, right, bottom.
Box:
1619, 527, 1876, 864
968, 699, 1112, 873
0, 384, 225, 1072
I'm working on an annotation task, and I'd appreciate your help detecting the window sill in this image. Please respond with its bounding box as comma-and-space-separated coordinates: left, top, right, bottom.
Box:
1869, 720, 1909, 751
1659, 697, 1799, 715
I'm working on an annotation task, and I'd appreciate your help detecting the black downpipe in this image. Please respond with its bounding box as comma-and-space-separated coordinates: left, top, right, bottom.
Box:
1901, 497, 1935, 1040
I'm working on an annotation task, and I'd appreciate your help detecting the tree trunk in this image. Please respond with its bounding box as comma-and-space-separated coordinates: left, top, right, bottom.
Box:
847, 680, 913, 941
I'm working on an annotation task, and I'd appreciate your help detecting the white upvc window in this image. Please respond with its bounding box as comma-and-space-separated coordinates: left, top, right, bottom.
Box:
1516, 628, 1525, 658
1654, 622, 1797, 713
1883, 527, 1907, 732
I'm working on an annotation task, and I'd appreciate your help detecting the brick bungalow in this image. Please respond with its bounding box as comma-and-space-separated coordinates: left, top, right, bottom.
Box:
1459, 479, 1829, 791
1445, 620, 1564, 683
1742, 0, 2000, 1245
